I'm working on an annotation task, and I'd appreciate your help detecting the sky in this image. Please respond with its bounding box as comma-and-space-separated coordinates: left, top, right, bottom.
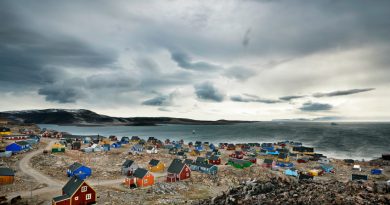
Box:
1, 0, 390, 121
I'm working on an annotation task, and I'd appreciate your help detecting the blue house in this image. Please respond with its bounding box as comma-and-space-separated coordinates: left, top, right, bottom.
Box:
371, 169, 382, 175
267, 150, 279, 155
111, 142, 121, 148
209, 144, 216, 151
320, 164, 334, 173
67, 162, 92, 180
103, 144, 110, 151
276, 162, 294, 168
121, 136, 130, 144
197, 163, 218, 175
6, 141, 31, 153
284, 168, 298, 177
131, 144, 144, 154
195, 145, 204, 152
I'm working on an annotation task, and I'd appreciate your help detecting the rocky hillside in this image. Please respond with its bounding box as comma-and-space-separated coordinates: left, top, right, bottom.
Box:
0, 109, 253, 126
197, 177, 390, 205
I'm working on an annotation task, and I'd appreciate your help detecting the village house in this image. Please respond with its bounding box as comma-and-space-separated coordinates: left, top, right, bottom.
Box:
131, 144, 144, 154
0, 127, 11, 136
124, 168, 154, 189
226, 144, 236, 150
285, 168, 299, 177
209, 155, 221, 165
177, 151, 187, 159
166, 159, 191, 182
292, 146, 314, 155
6, 141, 31, 153
227, 159, 252, 169
277, 153, 290, 163
52, 142, 66, 153
52, 176, 96, 205
67, 162, 92, 180
229, 151, 244, 159
111, 142, 121, 148
109, 135, 117, 141
0, 167, 15, 185
71, 141, 81, 150
146, 146, 158, 154
131, 136, 140, 142
121, 136, 130, 144
189, 149, 200, 156
122, 159, 138, 176
148, 159, 165, 172
262, 159, 276, 168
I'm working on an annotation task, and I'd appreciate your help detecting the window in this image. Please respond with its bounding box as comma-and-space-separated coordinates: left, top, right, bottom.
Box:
144, 179, 148, 183
81, 186, 87, 192
86, 194, 92, 200
75, 196, 79, 201
186, 173, 189, 177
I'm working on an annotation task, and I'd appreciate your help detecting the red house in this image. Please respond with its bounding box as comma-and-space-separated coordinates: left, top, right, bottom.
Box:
166, 159, 191, 182
262, 159, 276, 168
209, 155, 221, 165
226, 144, 236, 151
229, 151, 244, 159
52, 176, 96, 205
124, 168, 154, 189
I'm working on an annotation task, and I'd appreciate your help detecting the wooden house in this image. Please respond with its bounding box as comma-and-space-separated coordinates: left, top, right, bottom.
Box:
277, 153, 290, 163
191, 162, 218, 175
226, 144, 236, 151
147, 137, 158, 144
262, 159, 276, 168
122, 159, 138, 176
52, 142, 66, 153
111, 142, 121, 148
227, 159, 252, 169
189, 149, 200, 156
71, 141, 81, 150
292, 146, 314, 155
148, 159, 165, 172
320, 164, 334, 173
146, 146, 158, 154
177, 151, 187, 159
52, 176, 96, 205
125, 168, 154, 189
131, 136, 140, 142
121, 136, 130, 144
209, 155, 221, 165
67, 162, 92, 180
0, 167, 14, 185
109, 135, 118, 141
6, 141, 31, 153
229, 151, 244, 159
166, 159, 191, 182
245, 157, 257, 164
131, 144, 144, 154
284, 168, 299, 177
0, 127, 11, 136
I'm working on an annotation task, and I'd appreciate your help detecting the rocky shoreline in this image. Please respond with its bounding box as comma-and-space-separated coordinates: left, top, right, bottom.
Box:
197, 176, 390, 205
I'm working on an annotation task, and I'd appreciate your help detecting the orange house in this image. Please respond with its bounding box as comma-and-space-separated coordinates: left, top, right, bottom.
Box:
125, 168, 154, 188
148, 159, 165, 172
0, 167, 15, 185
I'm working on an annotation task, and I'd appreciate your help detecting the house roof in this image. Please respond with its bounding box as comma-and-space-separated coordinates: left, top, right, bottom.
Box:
196, 157, 206, 163
62, 176, 84, 195
52, 195, 70, 202
122, 159, 135, 167
229, 159, 251, 165
0, 167, 15, 176
15, 141, 29, 146
149, 159, 160, 166
264, 159, 273, 164
68, 162, 83, 171
209, 155, 220, 161
183, 159, 193, 165
133, 168, 149, 179
147, 146, 154, 150
278, 153, 288, 159
167, 159, 186, 174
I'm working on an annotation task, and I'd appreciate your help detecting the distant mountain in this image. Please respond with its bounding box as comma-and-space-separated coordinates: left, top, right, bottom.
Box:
0, 109, 254, 126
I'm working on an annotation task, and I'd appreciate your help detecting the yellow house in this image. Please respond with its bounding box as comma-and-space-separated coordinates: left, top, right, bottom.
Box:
0, 127, 11, 136
52, 142, 66, 153
277, 153, 290, 163
99, 138, 111, 145
148, 159, 165, 172
190, 149, 200, 156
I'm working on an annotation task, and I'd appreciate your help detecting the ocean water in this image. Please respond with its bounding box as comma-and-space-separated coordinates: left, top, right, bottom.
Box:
38, 122, 390, 160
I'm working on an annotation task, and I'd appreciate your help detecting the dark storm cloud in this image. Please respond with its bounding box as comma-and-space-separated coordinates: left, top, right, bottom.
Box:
224, 66, 256, 81
194, 82, 224, 102
38, 86, 83, 103
299, 102, 333, 112
231, 94, 282, 104
313, 88, 375, 98
170, 50, 221, 71
279, 95, 306, 101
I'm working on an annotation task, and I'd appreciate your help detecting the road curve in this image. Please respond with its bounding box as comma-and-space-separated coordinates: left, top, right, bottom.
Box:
8, 138, 125, 199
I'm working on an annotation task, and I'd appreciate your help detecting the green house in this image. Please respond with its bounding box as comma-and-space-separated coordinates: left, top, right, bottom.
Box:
52, 147, 65, 153
228, 159, 252, 169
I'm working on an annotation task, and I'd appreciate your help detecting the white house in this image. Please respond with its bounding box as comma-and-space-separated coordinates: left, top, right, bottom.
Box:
146, 146, 158, 154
